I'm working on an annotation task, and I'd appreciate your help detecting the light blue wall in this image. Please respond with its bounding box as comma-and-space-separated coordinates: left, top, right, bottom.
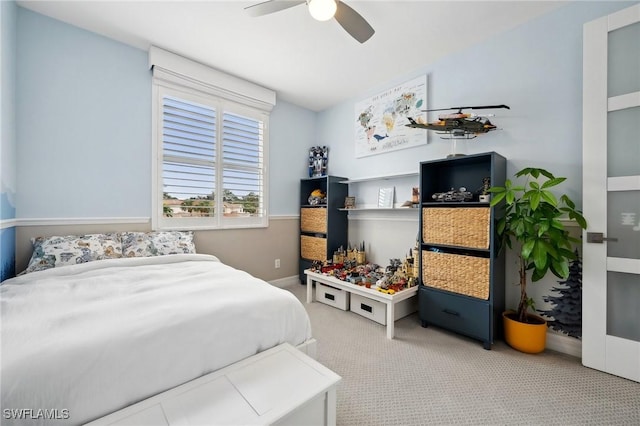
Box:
269, 100, 317, 216
16, 8, 151, 219
1, 0, 17, 281
15, 7, 317, 220
319, 1, 638, 209
317, 1, 638, 312
11, 1, 638, 224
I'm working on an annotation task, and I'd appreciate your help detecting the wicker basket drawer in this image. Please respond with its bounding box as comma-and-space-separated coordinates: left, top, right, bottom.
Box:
422, 207, 490, 249
300, 208, 327, 234
301, 235, 327, 261
422, 251, 490, 300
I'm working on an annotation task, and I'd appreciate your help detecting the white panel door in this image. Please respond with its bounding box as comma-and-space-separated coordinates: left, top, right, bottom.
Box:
582, 3, 640, 382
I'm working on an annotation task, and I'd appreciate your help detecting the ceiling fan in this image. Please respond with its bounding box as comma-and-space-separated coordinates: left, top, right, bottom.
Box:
245, 0, 375, 44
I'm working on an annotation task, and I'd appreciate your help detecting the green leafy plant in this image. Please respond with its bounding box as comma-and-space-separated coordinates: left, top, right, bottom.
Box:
489, 168, 587, 323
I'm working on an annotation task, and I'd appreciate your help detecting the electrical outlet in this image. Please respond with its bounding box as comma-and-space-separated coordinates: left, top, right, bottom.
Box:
275, 259, 281, 269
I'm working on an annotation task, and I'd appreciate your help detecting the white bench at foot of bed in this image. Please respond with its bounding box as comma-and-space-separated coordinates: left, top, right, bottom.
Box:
86, 342, 340, 426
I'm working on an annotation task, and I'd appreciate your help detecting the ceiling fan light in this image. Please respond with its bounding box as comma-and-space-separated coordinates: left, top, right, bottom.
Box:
308, 0, 337, 22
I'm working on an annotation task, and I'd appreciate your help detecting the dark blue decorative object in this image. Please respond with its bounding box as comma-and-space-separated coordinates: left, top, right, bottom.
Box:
539, 251, 582, 339
1, 227, 16, 282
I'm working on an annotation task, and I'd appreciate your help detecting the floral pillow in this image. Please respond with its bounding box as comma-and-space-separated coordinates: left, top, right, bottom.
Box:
121, 231, 196, 257
23, 233, 123, 274
121, 232, 156, 258
149, 231, 196, 255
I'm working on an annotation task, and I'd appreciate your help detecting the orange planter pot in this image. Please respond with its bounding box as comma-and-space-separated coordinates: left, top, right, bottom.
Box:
502, 310, 547, 354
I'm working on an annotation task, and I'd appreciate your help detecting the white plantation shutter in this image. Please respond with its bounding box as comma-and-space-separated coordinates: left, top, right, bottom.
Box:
150, 47, 273, 230
162, 96, 216, 217
222, 112, 264, 218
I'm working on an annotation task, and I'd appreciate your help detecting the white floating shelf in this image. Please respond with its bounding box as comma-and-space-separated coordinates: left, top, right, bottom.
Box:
338, 172, 419, 184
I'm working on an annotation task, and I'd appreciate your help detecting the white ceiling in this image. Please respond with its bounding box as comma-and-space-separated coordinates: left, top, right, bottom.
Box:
16, 0, 567, 111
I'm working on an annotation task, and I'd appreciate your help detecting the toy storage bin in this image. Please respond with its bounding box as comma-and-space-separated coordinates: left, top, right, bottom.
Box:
316, 283, 350, 311
350, 293, 386, 324
350, 293, 417, 325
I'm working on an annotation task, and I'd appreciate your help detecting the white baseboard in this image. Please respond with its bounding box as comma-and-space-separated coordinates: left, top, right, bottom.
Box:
546, 330, 581, 358
269, 275, 300, 288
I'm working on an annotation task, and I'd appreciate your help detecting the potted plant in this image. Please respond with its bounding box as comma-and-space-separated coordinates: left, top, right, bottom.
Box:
489, 168, 587, 353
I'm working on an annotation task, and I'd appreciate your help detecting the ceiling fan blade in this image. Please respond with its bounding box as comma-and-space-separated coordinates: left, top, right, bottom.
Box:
334, 1, 375, 43
245, 0, 305, 18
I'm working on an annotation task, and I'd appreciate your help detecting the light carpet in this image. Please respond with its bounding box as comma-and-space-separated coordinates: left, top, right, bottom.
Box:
285, 283, 640, 425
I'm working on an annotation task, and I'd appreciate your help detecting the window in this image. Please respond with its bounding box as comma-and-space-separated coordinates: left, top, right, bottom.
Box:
150, 47, 274, 230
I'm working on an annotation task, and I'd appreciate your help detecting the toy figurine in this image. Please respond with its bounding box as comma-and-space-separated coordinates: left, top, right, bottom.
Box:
479, 177, 491, 202
308, 146, 328, 177
308, 189, 326, 205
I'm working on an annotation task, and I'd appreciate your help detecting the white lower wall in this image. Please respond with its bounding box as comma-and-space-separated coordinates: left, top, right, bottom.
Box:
347, 215, 419, 266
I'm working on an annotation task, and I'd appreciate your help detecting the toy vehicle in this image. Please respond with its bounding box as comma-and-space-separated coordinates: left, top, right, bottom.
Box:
432, 187, 473, 202
406, 104, 510, 139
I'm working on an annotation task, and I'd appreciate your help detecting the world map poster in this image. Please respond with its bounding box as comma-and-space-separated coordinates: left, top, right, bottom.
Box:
355, 75, 427, 158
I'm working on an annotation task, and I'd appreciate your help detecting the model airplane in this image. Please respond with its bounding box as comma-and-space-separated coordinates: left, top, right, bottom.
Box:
406, 104, 510, 139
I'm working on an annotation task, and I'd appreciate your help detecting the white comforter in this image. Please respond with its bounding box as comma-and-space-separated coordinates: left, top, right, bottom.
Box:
0, 254, 312, 425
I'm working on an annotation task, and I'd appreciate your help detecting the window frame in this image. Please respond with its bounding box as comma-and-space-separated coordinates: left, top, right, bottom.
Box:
152, 81, 270, 231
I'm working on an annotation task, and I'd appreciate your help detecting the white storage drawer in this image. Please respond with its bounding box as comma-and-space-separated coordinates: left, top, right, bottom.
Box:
350, 293, 418, 325
350, 294, 386, 324
316, 283, 350, 311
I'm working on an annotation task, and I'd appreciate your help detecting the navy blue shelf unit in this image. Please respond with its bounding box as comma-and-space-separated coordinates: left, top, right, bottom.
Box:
299, 176, 348, 283
418, 152, 506, 349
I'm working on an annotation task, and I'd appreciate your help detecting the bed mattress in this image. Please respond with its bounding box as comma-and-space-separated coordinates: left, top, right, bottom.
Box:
0, 254, 312, 425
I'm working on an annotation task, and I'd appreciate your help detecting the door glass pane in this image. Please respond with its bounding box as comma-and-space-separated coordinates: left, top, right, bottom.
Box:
607, 107, 640, 177
607, 191, 640, 259
607, 271, 640, 342
608, 22, 640, 97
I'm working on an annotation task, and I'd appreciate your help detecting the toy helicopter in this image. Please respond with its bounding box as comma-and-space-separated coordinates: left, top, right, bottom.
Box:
406, 104, 510, 139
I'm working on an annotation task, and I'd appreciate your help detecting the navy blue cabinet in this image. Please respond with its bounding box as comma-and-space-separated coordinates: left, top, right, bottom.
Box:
299, 176, 348, 283
418, 152, 506, 349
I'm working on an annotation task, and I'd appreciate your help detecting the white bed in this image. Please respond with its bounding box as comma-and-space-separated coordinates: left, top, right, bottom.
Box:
0, 254, 313, 425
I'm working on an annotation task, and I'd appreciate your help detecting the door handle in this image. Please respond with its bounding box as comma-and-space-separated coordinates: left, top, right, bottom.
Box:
586, 232, 619, 243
